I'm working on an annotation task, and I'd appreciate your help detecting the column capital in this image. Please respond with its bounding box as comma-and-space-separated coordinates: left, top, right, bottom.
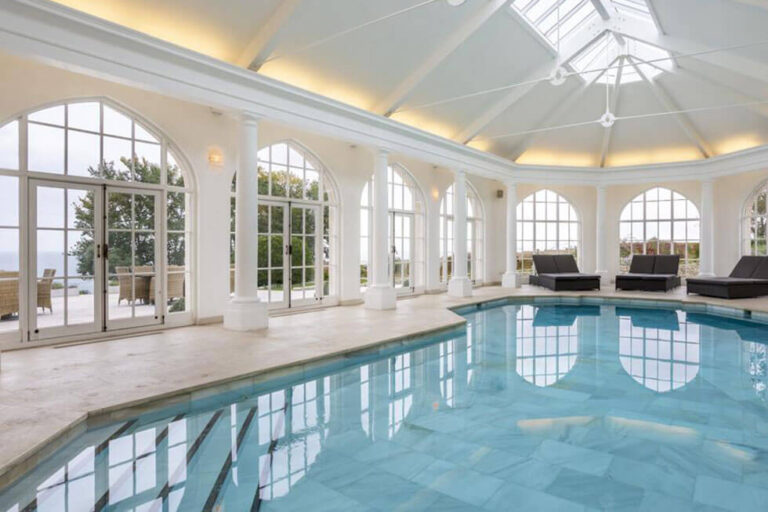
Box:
701, 176, 715, 185
504, 178, 518, 188
596, 183, 607, 191
376, 147, 392, 157
241, 112, 262, 125
453, 169, 467, 179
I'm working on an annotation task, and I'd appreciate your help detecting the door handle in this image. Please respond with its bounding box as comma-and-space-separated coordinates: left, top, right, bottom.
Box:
103, 244, 109, 258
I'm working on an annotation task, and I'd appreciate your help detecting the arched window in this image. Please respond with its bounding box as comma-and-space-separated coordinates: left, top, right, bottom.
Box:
618, 310, 699, 392
359, 164, 425, 295
231, 141, 338, 309
0, 99, 194, 343
515, 305, 578, 387
516, 190, 579, 275
439, 182, 484, 285
619, 187, 700, 277
742, 181, 768, 256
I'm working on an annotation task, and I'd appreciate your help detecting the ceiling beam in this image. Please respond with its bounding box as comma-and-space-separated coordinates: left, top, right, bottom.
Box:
456, 20, 608, 144
589, 0, 613, 20
729, 0, 768, 11
236, 0, 302, 70
628, 56, 713, 158
612, 15, 768, 86
376, 0, 509, 116
600, 56, 624, 167
672, 63, 768, 119
509, 55, 620, 160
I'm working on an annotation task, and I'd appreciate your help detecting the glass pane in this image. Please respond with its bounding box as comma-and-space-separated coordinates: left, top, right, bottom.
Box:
68, 230, 94, 276
103, 105, 132, 137
103, 136, 132, 178
291, 236, 303, 266
305, 236, 315, 266
108, 193, 132, 229
68, 276, 95, 326
0, 271, 20, 332
167, 152, 185, 187
67, 188, 94, 230
271, 235, 283, 268
29, 106, 64, 125
67, 130, 100, 177
134, 233, 156, 267
271, 206, 284, 233
108, 271, 133, 320
167, 192, 185, 231
271, 269, 284, 303
68, 102, 100, 132
258, 235, 269, 267
258, 205, 269, 233
38, 187, 64, 228
135, 194, 156, 230
36, 278, 64, 329
0, 228, 19, 272
167, 233, 185, 267
291, 208, 303, 233
37, 230, 64, 277
134, 275, 156, 317
167, 273, 187, 313
0, 121, 19, 170
134, 123, 158, 143
28, 124, 65, 174
134, 142, 161, 183
0, 176, 19, 226
107, 231, 132, 274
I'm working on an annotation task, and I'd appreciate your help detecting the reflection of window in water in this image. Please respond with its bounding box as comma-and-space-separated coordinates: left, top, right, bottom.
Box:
745, 342, 767, 401
389, 354, 412, 438
167, 418, 187, 511
618, 312, 699, 392
34, 445, 95, 512
108, 428, 158, 507
257, 377, 330, 501
439, 341, 455, 407
361, 365, 371, 437
515, 305, 578, 387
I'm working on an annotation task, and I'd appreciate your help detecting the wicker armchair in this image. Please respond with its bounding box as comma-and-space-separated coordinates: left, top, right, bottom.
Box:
148, 266, 185, 304
37, 269, 56, 312
116, 266, 132, 304
0, 271, 19, 318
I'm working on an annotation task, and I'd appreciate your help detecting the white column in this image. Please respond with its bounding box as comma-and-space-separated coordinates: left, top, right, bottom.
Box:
699, 178, 715, 277
364, 148, 396, 309
224, 113, 268, 331
448, 170, 473, 297
595, 185, 608, 280
502, 181, 520, 288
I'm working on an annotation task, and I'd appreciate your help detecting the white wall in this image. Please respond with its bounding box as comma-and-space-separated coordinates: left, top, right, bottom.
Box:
3, 50, 768, 331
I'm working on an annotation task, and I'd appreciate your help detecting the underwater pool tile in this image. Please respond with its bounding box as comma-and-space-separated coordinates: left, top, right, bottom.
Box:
412, 459, 504, 507
693, 475, 768, 511
545, 468, 646, 510
533, 439, 613, 476
485, 480, 587, 512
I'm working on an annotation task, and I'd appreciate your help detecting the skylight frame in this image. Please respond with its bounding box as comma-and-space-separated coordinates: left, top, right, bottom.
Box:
511, 0, 601, 49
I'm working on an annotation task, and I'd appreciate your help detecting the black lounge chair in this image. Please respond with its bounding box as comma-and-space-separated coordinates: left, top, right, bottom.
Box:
615, 255, 681, 292
686, 256, 768, 299
529, 254, 601, 291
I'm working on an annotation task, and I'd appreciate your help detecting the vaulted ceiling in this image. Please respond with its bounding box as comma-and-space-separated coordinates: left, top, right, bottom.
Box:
47, 0, 768, 168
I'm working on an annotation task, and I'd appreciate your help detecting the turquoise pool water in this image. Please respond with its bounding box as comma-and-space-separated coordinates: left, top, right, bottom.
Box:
2, 299, 768, 511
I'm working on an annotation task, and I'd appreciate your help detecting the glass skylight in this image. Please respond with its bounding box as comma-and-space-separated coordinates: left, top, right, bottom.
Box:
571, 34, 673, 84
511, 0, 600, 48
512, 0, 670, 85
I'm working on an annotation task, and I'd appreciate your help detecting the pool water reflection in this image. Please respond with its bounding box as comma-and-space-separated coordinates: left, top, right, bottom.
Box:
3, 301, 768, 511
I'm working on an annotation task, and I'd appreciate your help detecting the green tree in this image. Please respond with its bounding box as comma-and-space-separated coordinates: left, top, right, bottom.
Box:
70, 157, 186, 279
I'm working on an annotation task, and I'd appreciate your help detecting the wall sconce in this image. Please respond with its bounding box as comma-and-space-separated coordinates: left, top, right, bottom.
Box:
431, 188, 440, 200
208, 147, 224, 167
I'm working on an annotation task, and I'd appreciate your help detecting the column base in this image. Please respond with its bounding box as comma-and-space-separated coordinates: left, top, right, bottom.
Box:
501, 271, 521, 289
697, 272, 715, 278
595, 270, 610, 284
224, 298, 269, 331
448, 276, 473, 298
364, 285, 397, 310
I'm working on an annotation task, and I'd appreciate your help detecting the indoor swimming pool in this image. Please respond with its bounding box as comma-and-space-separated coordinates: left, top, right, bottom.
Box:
2, 299, 768, 511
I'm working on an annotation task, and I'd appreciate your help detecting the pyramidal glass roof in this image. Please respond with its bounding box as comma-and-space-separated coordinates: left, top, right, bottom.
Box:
511, 0, 672, 84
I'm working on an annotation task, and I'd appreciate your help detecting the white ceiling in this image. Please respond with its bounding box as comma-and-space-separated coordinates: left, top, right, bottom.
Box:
47, 0, 768, 168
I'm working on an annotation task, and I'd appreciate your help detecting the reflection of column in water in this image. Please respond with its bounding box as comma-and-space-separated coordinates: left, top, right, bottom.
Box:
504, 305, 517, 390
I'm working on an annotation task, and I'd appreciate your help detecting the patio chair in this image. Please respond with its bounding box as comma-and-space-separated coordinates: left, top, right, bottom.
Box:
686, 256, 768, 299
0, 271, 20, 318
37, 268, 56, 312
148, 266, 185, 304
615, 255, 681, 292
116, 266, 133, 304
529, 254, 601, 291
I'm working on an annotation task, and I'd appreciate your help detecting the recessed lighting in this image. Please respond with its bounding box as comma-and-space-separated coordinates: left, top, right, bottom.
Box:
446, 0, 466, 6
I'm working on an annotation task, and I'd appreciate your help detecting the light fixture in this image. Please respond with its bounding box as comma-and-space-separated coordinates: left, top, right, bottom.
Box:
549, 66, 568, 86
598, 111, 616, 128
208, 147, 224, 167
446, 0, 466, 6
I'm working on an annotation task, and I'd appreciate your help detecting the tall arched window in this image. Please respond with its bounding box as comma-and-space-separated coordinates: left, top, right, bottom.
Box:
516, 189, 579, 275
619, 187, 700, 277
230, 141, 338, 309
742, 181, 768, 256
360, 164, 425, 295
0, 99, 194, 343
439, 182, 484, 285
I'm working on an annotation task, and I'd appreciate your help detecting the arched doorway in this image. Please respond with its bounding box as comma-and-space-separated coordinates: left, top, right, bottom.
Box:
0, 99, 194, 343
230, 141, 338, 309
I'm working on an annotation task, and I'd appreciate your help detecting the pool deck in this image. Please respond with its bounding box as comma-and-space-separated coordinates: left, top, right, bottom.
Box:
3, 284, 768, 489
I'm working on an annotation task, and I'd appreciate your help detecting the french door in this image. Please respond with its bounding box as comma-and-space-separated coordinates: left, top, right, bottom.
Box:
28, 180, 161, 340
390, 212, 415, 294
257, 201, 322, 309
